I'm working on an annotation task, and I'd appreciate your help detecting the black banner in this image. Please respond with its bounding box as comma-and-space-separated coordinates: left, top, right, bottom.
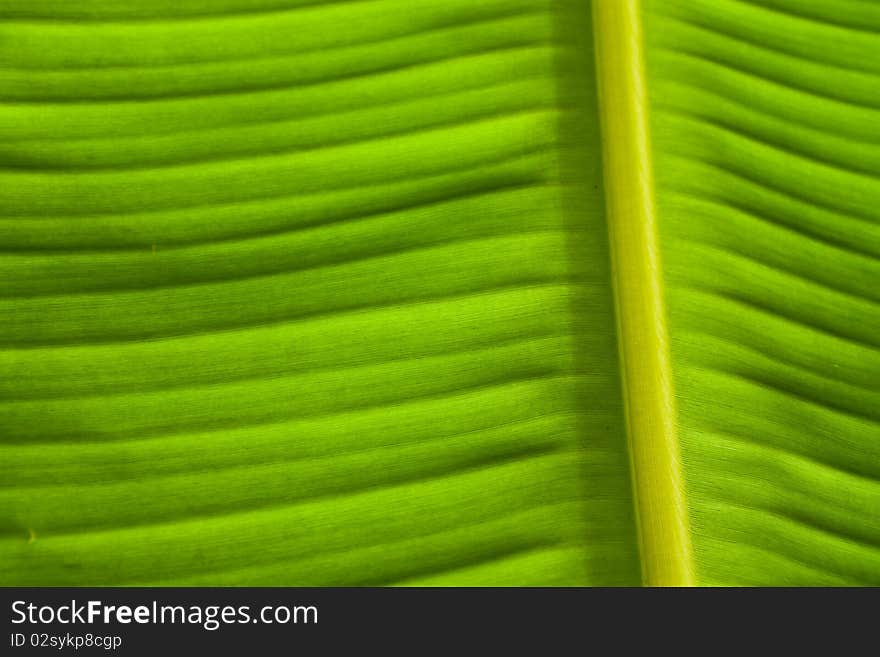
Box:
1, 587, 874, 654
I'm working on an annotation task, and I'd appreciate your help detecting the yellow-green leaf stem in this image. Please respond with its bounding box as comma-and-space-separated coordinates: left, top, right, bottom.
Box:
592, 0, 694, 586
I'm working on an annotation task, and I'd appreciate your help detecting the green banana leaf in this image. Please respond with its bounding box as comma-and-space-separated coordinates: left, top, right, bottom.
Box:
1, 0, 877, 586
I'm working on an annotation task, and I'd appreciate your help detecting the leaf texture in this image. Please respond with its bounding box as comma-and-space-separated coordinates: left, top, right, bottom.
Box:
644, 0, 880, 585
0, 0, 642, 586
0, 0, 878, 586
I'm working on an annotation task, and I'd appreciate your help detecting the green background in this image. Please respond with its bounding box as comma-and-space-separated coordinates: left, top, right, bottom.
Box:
1, 0, 878, 585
